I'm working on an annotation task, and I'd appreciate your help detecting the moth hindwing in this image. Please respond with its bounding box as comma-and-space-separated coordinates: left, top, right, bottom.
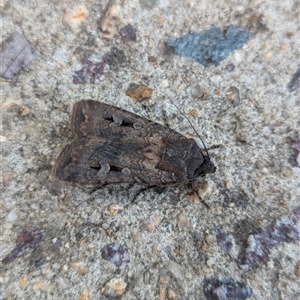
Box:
52, 100, 215, 185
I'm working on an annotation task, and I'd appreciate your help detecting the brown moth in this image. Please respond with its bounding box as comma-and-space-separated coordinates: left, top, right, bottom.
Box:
52, 100, 215, 185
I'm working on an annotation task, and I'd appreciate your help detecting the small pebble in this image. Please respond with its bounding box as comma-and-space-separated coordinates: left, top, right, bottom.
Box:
52, 262, 60, 270
33, 281, 44, 290
178, 247, 187, 257
79, 288, 89, 300
225, 63, 236, 72
161, 80, 169, 87
215, 88, 221, 95
148, 56, 157, 63
206, 257, 215, 267
186, 191, 201, 203
225, 178, 232, 189
36, 260, 46, 269
205, 234, 214, 245
209, 75, 222, 85
264, 52, 272, 59
188, 109, 199, 119
152, 244, 159, 254
167, 288, 177, 300
101, 242, 128, 267
261, 167, 268, 173
159, 286, 166, 300
63, 6, 89, 32
19, 276, 27, 288
102, 278, 127, 297
99, 0, 121, 39
126, 83, 153, 101
20, 105, 30, 116
192, 85, 210, 98
107, 204, 123, 216
167, 260, 183, 279
177, 210, 189, 228
279, 42, 287, 50
79, 237, 89, 247
282, 168, 292, 177
237, 131, 252, 143
143, 214, 161, 232
87, 243, 94, 249
119, 24, 137, 42
216, 228, 233, 252
8, 211, 18, 222
159, 274, 170, 285
69, 260, 89, 275
106, 228, 113, 235
226, 86, 240, 107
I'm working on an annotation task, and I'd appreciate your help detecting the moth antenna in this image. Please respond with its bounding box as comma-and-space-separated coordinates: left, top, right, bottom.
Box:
163, 92, 210, 159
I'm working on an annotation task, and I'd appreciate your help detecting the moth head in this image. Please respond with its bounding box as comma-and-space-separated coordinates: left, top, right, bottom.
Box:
196, 156, 216, 177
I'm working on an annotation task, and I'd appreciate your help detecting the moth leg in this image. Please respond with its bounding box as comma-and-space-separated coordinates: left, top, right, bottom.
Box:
87, 183, 109, 195
131, 181, 186, 203
206, 144, 222, 151
128, 185, 168, 205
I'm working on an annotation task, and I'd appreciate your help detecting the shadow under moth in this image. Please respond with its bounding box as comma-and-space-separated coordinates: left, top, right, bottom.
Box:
52, 100, 215, 185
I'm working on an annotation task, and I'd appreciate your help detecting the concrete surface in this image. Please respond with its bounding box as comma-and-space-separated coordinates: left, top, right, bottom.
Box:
1, 0, 299, 299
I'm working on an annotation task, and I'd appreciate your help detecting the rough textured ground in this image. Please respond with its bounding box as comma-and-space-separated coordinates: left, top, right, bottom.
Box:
1, 0, 299, 299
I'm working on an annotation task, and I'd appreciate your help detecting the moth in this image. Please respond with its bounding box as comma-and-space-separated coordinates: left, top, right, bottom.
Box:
52, 100, 215, 185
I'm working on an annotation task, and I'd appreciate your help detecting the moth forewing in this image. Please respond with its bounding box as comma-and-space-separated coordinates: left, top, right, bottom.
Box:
53, 100, 215, 185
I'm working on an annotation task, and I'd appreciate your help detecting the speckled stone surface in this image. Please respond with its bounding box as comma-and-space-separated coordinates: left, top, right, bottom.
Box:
1, 1, 299, 299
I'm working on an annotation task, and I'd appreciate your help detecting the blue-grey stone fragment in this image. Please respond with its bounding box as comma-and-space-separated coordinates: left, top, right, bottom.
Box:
165, 25, 250, 66
287, 66, 300, 92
